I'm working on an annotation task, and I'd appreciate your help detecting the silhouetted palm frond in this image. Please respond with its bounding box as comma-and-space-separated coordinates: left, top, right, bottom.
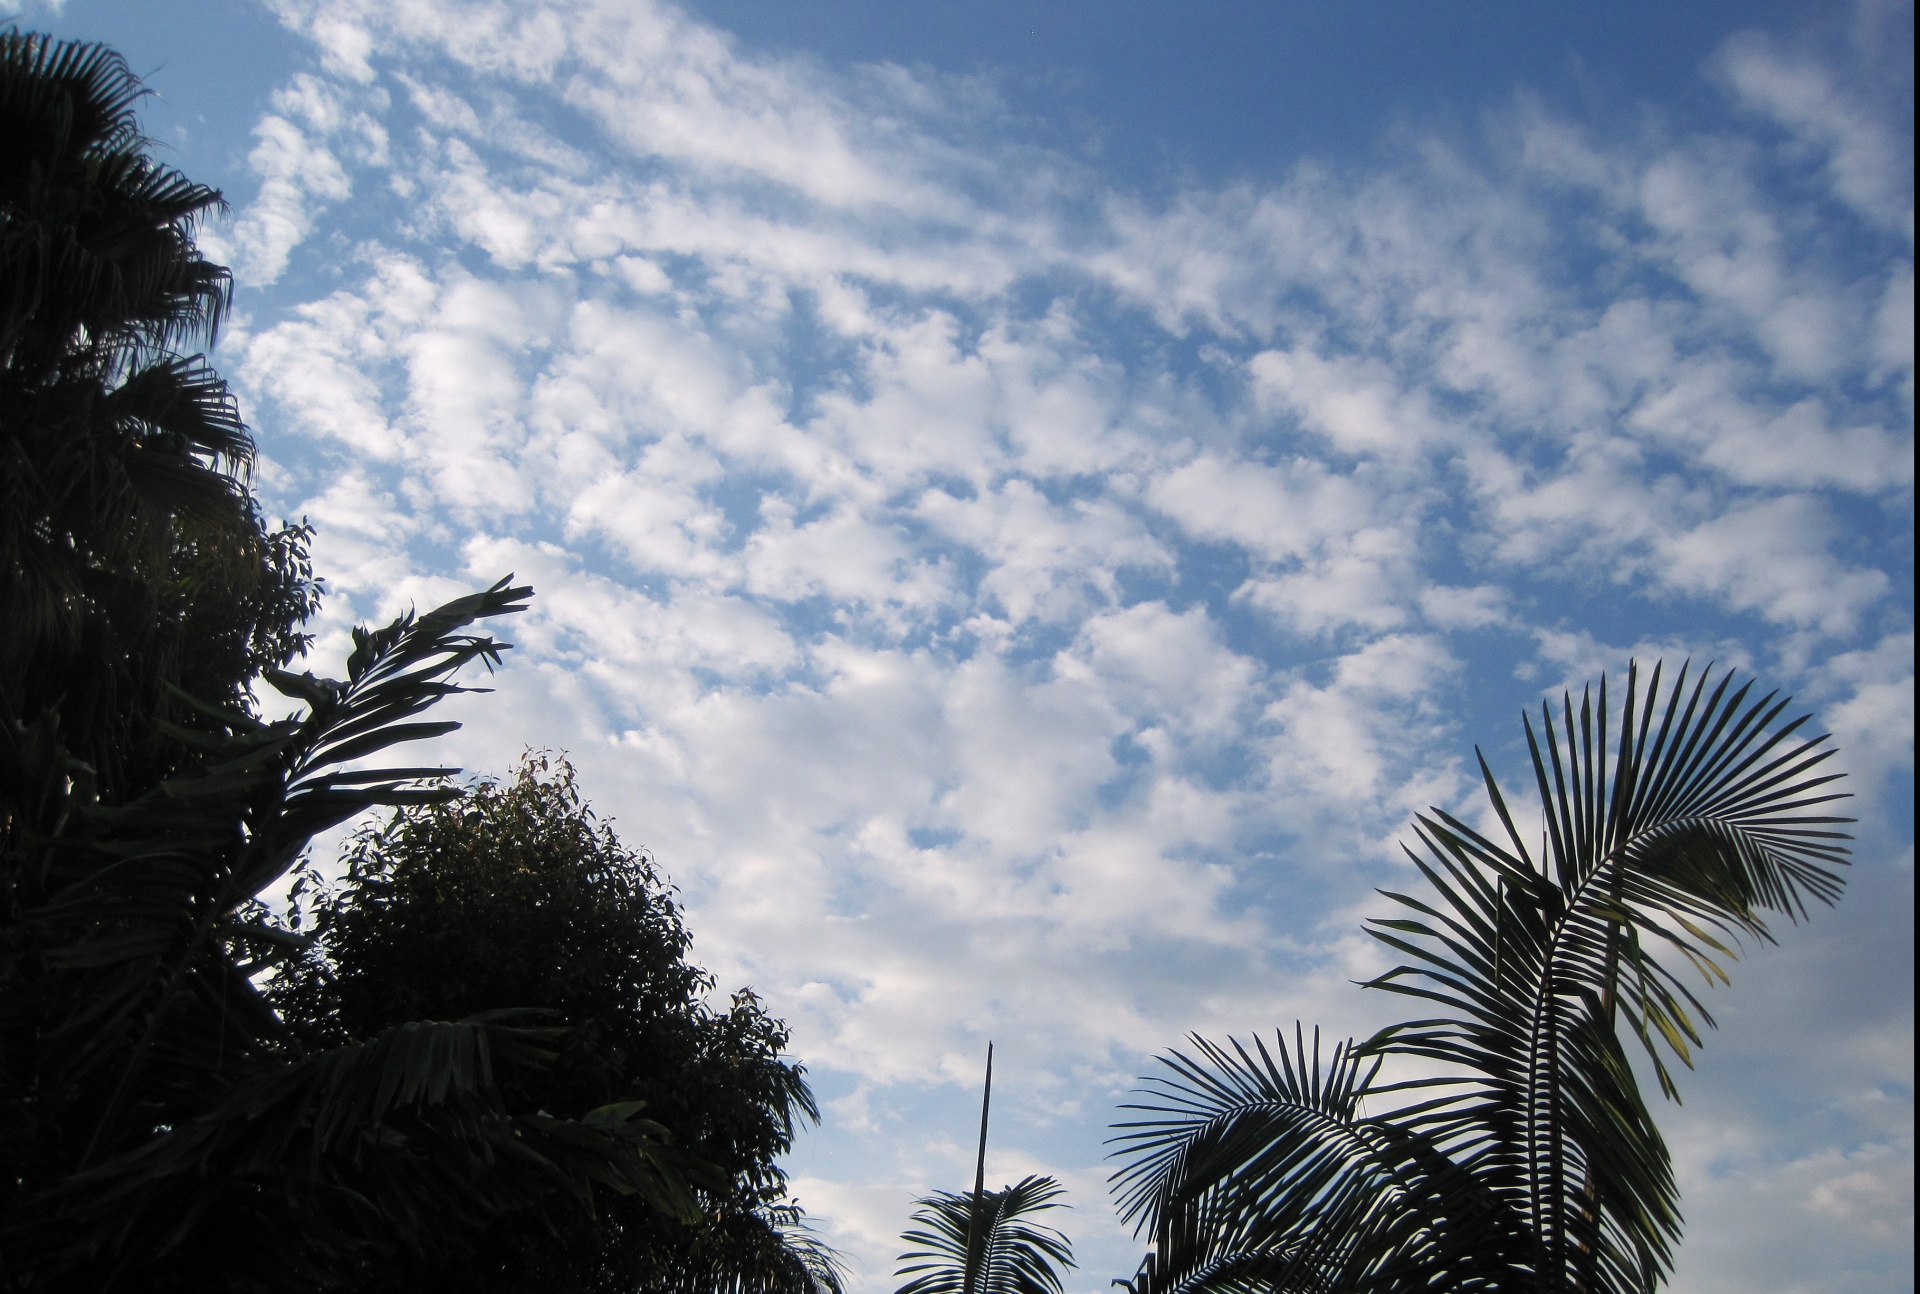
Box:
1109, 662, 1850, 1294
896, 1175, 1075, 1294
1110, 1027, 1525, 1294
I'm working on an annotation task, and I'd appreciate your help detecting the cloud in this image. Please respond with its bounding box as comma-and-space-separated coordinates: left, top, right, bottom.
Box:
1712, 28, 1915, 238
214, 74, 386, 282
222, 1, 1912, 1287
1656, 495, 1891, 634
1661, 855, 1914, 1294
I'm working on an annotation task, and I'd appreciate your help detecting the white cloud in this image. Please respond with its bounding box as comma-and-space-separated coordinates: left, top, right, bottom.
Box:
1813, 629, 1916, 812
1250, 348, 1451, 459
222, 1, 1912, 1287
214, 73, 395, 282
1712, 30, 1915, 238
1419, 583, 1509, 631
1149, 453, 1391, 564
1657, 495, 1891, 634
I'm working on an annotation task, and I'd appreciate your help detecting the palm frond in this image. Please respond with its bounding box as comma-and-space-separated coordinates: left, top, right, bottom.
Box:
1107, 1027, 1525, 1294
1107, 661, 1849, 1294
1359, 660, 1851, 1291
895, 1174, 1076, 1294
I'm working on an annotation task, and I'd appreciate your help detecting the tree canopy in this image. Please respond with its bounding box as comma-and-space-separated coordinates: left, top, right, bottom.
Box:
270, 754, 844, 1293
0, 31, 317, 803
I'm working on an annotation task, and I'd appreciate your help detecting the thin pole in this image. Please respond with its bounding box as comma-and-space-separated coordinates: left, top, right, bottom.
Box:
962, 1042, 993, 1294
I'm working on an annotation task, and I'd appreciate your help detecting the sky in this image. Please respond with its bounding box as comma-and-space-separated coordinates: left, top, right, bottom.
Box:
19, 1, 1915, 1290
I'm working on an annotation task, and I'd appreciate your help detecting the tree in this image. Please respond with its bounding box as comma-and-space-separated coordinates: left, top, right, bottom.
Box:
895, 1176, 1076, 1294
1109, 662, 1850, 1294
268, 754, 844, 1294
2, 37, 697, 1288
0, 32, 318, 803
2, 580, 703, 1291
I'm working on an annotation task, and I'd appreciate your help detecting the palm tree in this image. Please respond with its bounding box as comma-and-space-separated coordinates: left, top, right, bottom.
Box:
1, 580, 699, 1290
1109, 661, 1850, 1294
895, 1176, 1077, 1294
896, 1046, 1076, 1294
2, 32, 310, 802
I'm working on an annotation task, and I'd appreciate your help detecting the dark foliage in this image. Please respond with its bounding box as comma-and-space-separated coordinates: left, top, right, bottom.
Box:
2, 577, 701, 1291
0, 31, 318, 803
893, 1175, 1075, 1294
1109, 662, 1851, 1294
269, 754, 842, 1293
2, 37, 712, 1291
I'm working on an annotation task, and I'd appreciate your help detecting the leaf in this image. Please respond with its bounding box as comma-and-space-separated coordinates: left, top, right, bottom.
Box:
895, 1175, 1076, 1294
1105, 661, 1850, 1294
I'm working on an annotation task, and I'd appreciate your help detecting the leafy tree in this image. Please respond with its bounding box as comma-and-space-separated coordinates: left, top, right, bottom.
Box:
2, 36, 697, 1289
895, 1176, 1076, 1294
1109, 662, 1850, 1294
0, 30, 318, 803
2, 579, 700, 1291
269, 755, 844, 1294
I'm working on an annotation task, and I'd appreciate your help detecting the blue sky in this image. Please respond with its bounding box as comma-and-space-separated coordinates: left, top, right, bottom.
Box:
24, 2, 1914, 1290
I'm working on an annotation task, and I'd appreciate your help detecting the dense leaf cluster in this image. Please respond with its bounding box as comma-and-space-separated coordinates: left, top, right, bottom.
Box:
0, 31, 318, 802
270, 755, 843, 1293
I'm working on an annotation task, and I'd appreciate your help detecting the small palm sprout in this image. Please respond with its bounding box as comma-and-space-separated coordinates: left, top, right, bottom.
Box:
895, 1175, 1077, 1294
1109, 661, 1851, 1294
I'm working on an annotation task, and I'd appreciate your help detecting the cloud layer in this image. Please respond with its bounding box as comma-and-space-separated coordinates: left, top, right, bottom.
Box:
215, 2, 1912, 1288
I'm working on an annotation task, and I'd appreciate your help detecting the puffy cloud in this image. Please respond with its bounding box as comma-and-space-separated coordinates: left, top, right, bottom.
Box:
1656, 495, 1891, 635
208, 73, 389, 281
1712, 28, 1915, 238
223, 1, 1911, 1287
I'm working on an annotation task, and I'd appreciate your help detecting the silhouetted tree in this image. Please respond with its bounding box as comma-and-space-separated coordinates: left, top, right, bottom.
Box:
1110, 662, 1850, 1294
2, 37, 694, 1290
0, 31, 317, 803
270, 754, 844, 1294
